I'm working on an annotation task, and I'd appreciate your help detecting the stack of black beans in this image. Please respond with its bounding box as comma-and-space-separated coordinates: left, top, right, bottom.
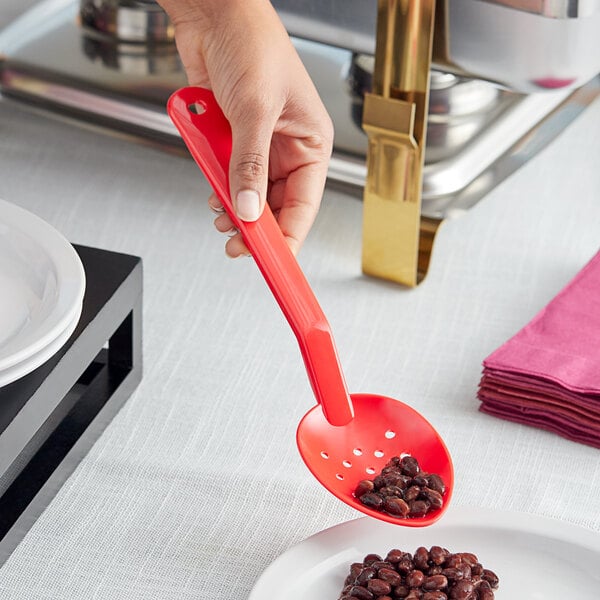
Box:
338, 546, 500, 600
354, 455, 446, 519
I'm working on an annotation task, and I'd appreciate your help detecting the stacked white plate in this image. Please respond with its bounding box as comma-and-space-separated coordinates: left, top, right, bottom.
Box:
0, 199, 85, 387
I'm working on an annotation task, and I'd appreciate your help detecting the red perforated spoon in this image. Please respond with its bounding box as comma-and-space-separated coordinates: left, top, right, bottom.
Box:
168, 87, 453, 526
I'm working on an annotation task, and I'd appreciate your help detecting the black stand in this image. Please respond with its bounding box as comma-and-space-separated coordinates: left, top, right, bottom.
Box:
0, 245, 143, 566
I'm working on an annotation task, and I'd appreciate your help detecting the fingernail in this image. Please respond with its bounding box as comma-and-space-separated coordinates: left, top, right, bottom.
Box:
208, 203, 225, 215
236, 189, 260, 221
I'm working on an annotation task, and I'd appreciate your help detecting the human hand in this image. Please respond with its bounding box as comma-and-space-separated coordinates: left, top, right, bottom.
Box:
157, 0, 334, 257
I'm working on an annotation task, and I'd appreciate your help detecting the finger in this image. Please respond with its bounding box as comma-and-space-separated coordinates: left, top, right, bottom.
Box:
213, 213, 237, 235
270, 162, 327, 255
225, 233, 250, 258
207, 193, 225, 214
227, 106, 276, 223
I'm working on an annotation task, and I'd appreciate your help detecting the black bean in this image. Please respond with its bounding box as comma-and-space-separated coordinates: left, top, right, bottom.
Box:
412, 474, 429, 487
404, 486, 421, 503
384, 497, 410, 517
423, 575, 448, 591
356, 567, 377, 586
385, 549, 405, 563
426, 474, 446, 494
441, 568, 464, 582
457, 553, 478, 567
421, 488, 444, 510
350, 563, 365, 578
360, 493, 384, 510
355, 480, 375, 498
378, 567, 402, 586
413, 547, 430, 570
349, 585, 374, 599
429, 546, 447, 566
448, 579, 474, 599
400, 456, 421, 477
474, 580, 491, 592
380, 486, 406, 498
481, 569, 499, 589
396, 558, 414, 574
367, 578, 392, 596
406, 570, 425, 588
373, 475, 387, 489
409, 500, 430, 518
383, 472, 410, 488
445, 556, 461, 569
475, 580, 494, 600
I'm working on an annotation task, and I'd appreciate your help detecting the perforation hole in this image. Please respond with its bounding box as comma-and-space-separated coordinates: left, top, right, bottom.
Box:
365, 467, 376, 475
336, 473, 344, 480
384, 430, 396, 439
374, 450, 384, 458
353, 448, 363, 456
342, 460, 352, 468
320, 451, 329, 459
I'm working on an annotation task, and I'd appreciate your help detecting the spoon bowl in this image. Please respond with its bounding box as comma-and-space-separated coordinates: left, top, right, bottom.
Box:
167, 86, 453, 526
298, 393, 453, 526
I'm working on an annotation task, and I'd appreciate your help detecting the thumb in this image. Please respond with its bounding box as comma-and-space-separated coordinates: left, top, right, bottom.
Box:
228, 116, 273, 223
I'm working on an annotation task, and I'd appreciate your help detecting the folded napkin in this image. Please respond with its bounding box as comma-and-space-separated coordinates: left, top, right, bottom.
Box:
478, 249, 600, 449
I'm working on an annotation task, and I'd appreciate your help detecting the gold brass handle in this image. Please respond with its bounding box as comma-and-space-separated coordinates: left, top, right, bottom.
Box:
362, 0, 441, 286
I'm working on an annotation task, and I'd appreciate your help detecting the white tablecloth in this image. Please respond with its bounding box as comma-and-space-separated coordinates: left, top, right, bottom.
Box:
0, 85, 599, 598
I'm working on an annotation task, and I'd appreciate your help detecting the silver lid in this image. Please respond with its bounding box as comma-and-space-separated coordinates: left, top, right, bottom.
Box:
80, 0, 175, 43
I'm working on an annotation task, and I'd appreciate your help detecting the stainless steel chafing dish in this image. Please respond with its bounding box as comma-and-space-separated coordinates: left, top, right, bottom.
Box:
1, 0, 599, 284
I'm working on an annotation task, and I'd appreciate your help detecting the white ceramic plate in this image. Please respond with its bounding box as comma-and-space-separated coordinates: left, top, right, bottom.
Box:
0, 199, 85, 373
0, 307, 81, 387
249, 505, 600, 599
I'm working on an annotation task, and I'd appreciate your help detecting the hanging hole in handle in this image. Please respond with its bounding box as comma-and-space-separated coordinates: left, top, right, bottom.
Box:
188, 102, 207, 115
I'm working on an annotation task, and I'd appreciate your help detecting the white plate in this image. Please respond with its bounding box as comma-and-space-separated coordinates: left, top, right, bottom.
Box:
249, 505, 600, 599
0, 199, 85, 372
0, 307, 81, 387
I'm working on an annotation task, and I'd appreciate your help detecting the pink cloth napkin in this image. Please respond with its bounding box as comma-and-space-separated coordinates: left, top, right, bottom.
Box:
478, 249, 600, 448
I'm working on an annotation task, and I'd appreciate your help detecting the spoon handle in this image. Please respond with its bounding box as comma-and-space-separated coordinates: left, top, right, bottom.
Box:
168, 87, 353, 426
